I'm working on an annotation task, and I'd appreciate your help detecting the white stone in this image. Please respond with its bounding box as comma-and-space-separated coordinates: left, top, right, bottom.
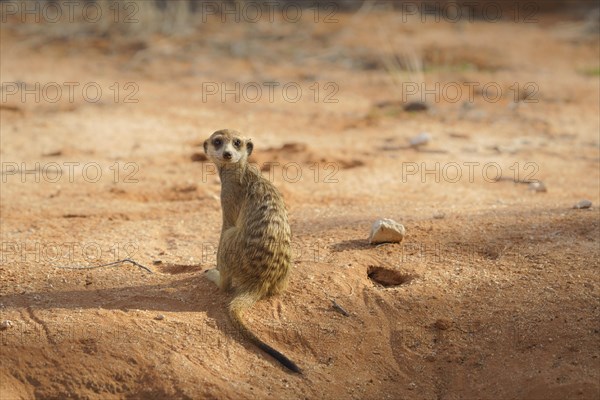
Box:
369, 219, 406, 244
0, 320, 13, 330
573, 199, 592, 209
528, 181, 547, 193
409, 132, 431, 147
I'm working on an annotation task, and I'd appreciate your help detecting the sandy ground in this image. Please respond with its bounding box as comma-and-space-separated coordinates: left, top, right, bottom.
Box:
1, 4, 599, 400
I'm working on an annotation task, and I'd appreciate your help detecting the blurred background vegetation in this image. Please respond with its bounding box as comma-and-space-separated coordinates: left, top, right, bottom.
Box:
1, 0, 597, 39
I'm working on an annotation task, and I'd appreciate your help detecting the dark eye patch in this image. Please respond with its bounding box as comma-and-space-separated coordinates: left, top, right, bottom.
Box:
233, 139, 242, 148
213, 138, 223, 148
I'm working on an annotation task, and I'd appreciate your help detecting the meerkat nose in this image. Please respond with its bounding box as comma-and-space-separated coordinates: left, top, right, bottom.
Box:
223, 151, 232, 160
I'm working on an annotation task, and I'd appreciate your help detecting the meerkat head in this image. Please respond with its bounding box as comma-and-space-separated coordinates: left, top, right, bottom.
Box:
204, 129, 253, 168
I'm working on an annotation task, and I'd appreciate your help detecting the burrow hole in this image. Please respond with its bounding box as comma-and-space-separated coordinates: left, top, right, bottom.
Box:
367, 266, 415, 287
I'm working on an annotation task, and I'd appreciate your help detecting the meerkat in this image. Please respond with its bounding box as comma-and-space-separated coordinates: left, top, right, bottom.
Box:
203, 129, 301, 374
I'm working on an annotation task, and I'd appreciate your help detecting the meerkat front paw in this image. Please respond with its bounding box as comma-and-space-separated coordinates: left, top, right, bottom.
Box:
204, 268, 221, 286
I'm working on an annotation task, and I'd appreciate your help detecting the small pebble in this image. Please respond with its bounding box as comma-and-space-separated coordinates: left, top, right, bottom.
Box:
404, 101, 428, 112
153, 260, 163, 265
155, 314, 165, 321
528, 181, 547, 193
573, 199, 592, 209
408, 382, 417, 390
433, 212, 445, 219
42, 150, 63, 157
409, 132, 431, 148
0, 320, 13, 330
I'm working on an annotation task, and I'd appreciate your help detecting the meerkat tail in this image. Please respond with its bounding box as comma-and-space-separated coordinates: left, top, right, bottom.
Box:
229, 294, 302, 374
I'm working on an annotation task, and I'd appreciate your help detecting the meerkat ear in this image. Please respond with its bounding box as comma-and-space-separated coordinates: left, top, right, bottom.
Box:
203, 140, 208, 154
246, 140, 253, 156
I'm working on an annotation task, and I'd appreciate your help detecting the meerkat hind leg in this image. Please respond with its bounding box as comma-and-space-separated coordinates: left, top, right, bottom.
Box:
219, 267, 233, 292
216, 228, 238, 292
269, 277, 289, 296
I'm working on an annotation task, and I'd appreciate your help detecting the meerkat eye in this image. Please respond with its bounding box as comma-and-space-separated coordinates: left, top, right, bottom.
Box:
233, 139, 242, 148
213, 138, 222, 147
